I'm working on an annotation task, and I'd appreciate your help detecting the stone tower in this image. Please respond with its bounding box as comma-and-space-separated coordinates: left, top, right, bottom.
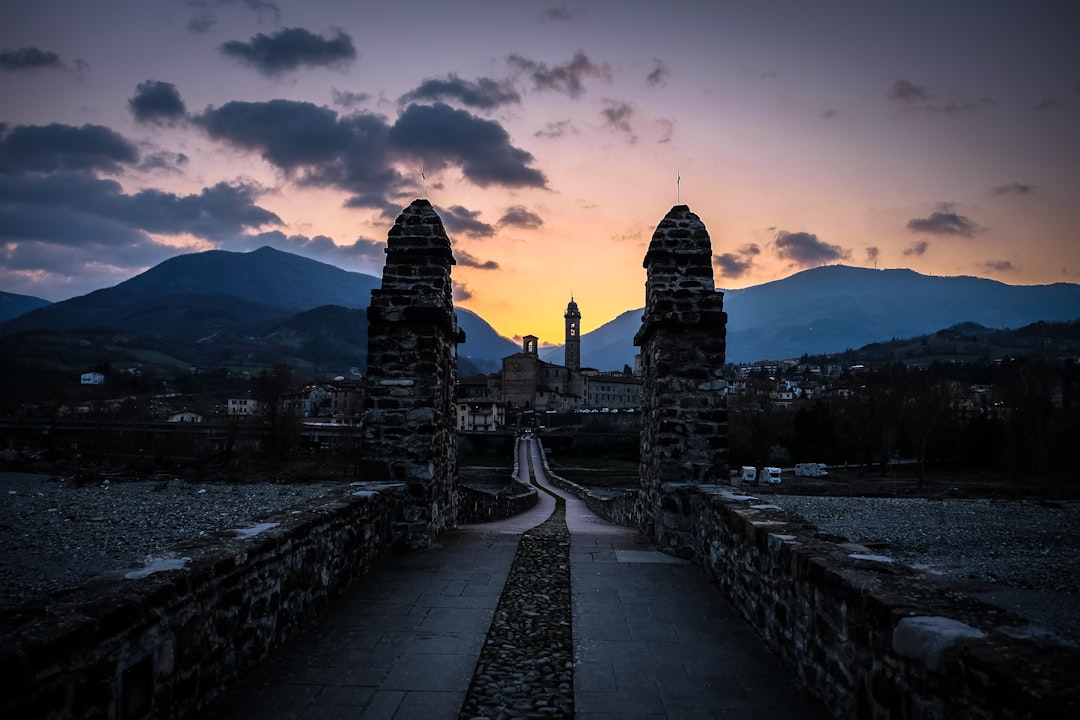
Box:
633, 204, 728, 542
564, 296, 581, 371
360, 199, 465, 549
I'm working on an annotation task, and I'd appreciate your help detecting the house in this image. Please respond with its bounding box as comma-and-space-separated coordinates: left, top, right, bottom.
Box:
167, 411, 204, 423
227, 398, 263, 416
80, 372, 105, 385
456, 398, 506, 432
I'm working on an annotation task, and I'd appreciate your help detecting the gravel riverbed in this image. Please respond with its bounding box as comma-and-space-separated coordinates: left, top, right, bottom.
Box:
0, 472, 355, 610
3, 472, 1078, 643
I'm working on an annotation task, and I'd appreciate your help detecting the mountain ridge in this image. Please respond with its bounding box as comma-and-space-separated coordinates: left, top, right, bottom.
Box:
5, 252, 1079, 372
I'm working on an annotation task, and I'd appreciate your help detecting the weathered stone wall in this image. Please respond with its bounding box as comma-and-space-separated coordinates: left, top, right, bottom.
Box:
457, 481, 539, 524
360, 199, 464, 548
0, 483, 409, 720
654, 484, 1080, 719
633, 204, 728, 544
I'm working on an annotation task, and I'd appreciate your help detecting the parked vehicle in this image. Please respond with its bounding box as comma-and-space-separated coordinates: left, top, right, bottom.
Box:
740, 466, 757, 484
763, 466, 782, 484
795, 463, 829, 478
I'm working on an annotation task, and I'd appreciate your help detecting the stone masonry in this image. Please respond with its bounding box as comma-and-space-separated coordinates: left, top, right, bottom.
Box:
633, 204, 729, 549
360, 199, 465, 549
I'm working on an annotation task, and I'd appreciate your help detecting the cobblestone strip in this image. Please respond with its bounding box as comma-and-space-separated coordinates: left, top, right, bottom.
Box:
459, 443, 573, 720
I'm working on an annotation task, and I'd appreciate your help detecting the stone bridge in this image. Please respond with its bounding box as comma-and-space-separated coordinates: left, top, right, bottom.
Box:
2, 200, 1078, 719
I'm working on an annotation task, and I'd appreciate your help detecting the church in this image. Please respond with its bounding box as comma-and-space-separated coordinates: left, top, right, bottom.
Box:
456, 298, 642, 431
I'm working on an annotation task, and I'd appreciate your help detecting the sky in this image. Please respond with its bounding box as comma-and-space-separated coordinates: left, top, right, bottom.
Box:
1, 0, 1078, 346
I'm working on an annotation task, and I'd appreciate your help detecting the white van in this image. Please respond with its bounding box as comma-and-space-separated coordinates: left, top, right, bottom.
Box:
739, 466, 757, 484
795, 463, 829, 477
763, 466, 782, 484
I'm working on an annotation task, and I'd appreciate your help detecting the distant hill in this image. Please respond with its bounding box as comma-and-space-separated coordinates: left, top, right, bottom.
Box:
542, 266, 1080, 367
0, 291, 50, 323
1, 246, 518, 375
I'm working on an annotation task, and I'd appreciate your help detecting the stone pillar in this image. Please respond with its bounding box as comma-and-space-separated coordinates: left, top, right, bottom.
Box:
360, 199, 465, 549
633, 204, 728, 544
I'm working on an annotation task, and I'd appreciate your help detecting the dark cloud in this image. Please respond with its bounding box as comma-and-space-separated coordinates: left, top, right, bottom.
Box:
714, 243, 760, 279
438, 204, 495, 238
601, 101, 636, 142
187, 14, 215, 33
453, 280, 473, 302
129, 80, 187, 125
220, 27, 356, 77
906, 210, 981, 237
714, 253, 752, 279
137, 150, 189, 173
534, 120, 576, 139
400, 74, 520, 110
0, 47, 64, 71
821, 108, 837, 120
888, 79, 993, 114
0, 172, 279, 241
508, 51, 611, 98
889, 79, 931, 104
981, 259, 1016, 273
499, 205, 543, 229
903, 240, 929, 257
992, 182, 1036, 196
865, 246, 880, 263
0, 123, 138, 174
1035, 97, 1063, 112
455, 249, 500, 270
196, 99, 545, 209
646, 59, 670, 87
541, 5, 579, 21
390, 103, 548, 189
331, 88, 369, 108
0, 172, 283, 295
241, 231, 385, 268
774, 231, 849, 267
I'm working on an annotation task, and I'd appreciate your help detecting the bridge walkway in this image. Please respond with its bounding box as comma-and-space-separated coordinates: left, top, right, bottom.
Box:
206, 437, 825, 719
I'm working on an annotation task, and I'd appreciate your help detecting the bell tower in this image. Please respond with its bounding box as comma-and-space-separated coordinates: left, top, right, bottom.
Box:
564, 295, 581, 371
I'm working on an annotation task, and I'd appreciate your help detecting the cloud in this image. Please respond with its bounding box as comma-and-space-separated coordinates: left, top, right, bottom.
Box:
600, 100, 636, 142
240, 230, 385, 268
534, 120, 576, 139
508, 51, 611, 98
1035, 97, 1063, 112
821, 108, 837, 120
865, 246, 880, 264
906, 210, 981, 237
499, 205, 543, 229
888, 79, 931, 104
656, 118, 674, 143
137, 150, 189, 173
0, 47, 65, 71
888, 78, 994, 114
992, 182, 1036, 196
774, 231, 849, 267
332, 88, 370, 108
196, 99, 546, 212
220, 27, 356, 77
646, 59, 670, 87
129, 81, 187, 125
0, 122, 139, 175
981, 259, 1016, 273
541, 5, 580, 21
714, 243, 760, 279
438, 204, 495, 238
0, 172, 284, 296
453, 280, 473, 301
903, 240, 929, 257
400, 74, 520, 110
455, 249, 500, 270
187, 14, 215, 33
389, 103, 548, 189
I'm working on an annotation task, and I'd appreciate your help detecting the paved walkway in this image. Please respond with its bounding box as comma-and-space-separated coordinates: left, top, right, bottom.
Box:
206, 438, 825, 719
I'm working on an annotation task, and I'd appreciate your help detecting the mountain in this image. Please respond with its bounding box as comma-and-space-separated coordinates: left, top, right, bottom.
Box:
1, 246, 518, 374
0, 291, 51, 323
542, 266, 1080, 368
